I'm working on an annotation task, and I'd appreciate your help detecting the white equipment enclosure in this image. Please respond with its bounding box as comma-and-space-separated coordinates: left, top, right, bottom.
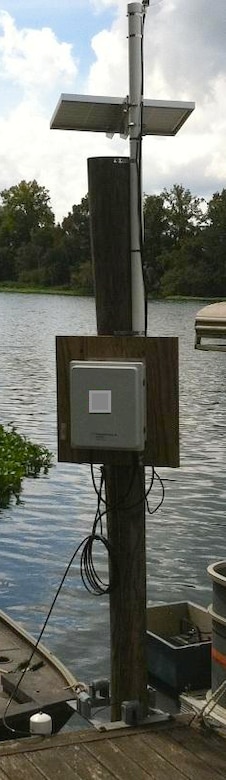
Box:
70, 360, 146, 451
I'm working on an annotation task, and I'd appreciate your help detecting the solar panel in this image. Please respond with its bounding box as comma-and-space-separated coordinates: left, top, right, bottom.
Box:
50, 94, 195, 137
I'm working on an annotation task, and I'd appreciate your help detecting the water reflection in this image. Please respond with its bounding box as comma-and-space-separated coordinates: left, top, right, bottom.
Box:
0, 293, 226, 680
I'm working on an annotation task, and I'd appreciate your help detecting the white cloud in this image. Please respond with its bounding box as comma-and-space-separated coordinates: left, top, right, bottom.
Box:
90, 0, 119, 9
0, 11, 82, 221
144, 0, 226, 100
88, 25, 128, 95
0, 11, 77, 93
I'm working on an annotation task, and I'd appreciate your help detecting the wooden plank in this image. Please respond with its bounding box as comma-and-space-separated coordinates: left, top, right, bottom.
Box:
28, 748, 80, 780
0, 727, 144, 757
56, 335, 179, 467
60, 743, 117, 780
111, 734, 186, 780
0, 722, 198, 757
0, 722, 195, 757
140, 729, 225, 780
85, 737, 153, 779
170, 725, 226, 777
0, 766, 12, 780
0, 754, 42, 780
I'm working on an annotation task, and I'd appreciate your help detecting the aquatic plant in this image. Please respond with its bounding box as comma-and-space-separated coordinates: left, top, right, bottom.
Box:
0, 424, 53, 508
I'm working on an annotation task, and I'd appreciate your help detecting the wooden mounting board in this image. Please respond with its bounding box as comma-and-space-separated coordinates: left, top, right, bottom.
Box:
56, 335, 179, 467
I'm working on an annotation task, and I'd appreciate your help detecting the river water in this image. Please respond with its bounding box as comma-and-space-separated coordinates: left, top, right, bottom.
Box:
0, 292, 226, 682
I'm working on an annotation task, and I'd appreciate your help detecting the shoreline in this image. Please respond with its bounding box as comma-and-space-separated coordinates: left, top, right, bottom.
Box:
0, 285, 225, 303
0, 285, 93, 297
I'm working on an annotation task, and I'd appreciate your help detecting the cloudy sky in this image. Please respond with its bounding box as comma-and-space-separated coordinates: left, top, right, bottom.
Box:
0, 0, 226, 222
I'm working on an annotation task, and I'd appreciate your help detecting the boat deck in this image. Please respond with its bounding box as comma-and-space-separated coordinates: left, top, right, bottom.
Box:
0, 715, 225, 779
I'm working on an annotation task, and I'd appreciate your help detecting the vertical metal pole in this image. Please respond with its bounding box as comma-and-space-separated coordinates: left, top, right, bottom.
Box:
128, 2, 145, 335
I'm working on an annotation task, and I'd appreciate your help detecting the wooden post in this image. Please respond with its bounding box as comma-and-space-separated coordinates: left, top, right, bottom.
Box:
88, 157, 132, 337
88, 157, 147, 721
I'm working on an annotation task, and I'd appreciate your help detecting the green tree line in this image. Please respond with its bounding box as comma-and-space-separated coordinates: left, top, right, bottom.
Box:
0, 179, 226, 298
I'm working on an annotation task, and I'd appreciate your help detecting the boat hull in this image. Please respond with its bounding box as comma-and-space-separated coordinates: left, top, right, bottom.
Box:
0, 609, 78, 739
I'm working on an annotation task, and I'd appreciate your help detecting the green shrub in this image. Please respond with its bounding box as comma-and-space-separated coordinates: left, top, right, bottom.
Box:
0, 425, 53, 508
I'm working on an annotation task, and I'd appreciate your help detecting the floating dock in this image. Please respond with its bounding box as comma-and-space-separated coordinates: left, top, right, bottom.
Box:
195, 302, 226, 350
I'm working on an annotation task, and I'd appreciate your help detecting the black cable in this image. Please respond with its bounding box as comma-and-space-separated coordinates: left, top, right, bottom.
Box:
91, 465, 105, 536
80, 533, 114, 595
91, 459, 139, 513
145, 468, 165, 515
91, 464, 106, 504
92, 462, 165, 517
83, 463, 164, 606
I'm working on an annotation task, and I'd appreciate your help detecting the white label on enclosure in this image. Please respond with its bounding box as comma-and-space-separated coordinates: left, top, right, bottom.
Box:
89, 390, 112, 414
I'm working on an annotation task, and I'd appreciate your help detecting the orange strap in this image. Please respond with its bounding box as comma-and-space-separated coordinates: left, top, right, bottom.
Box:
212, 647, 226, 668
